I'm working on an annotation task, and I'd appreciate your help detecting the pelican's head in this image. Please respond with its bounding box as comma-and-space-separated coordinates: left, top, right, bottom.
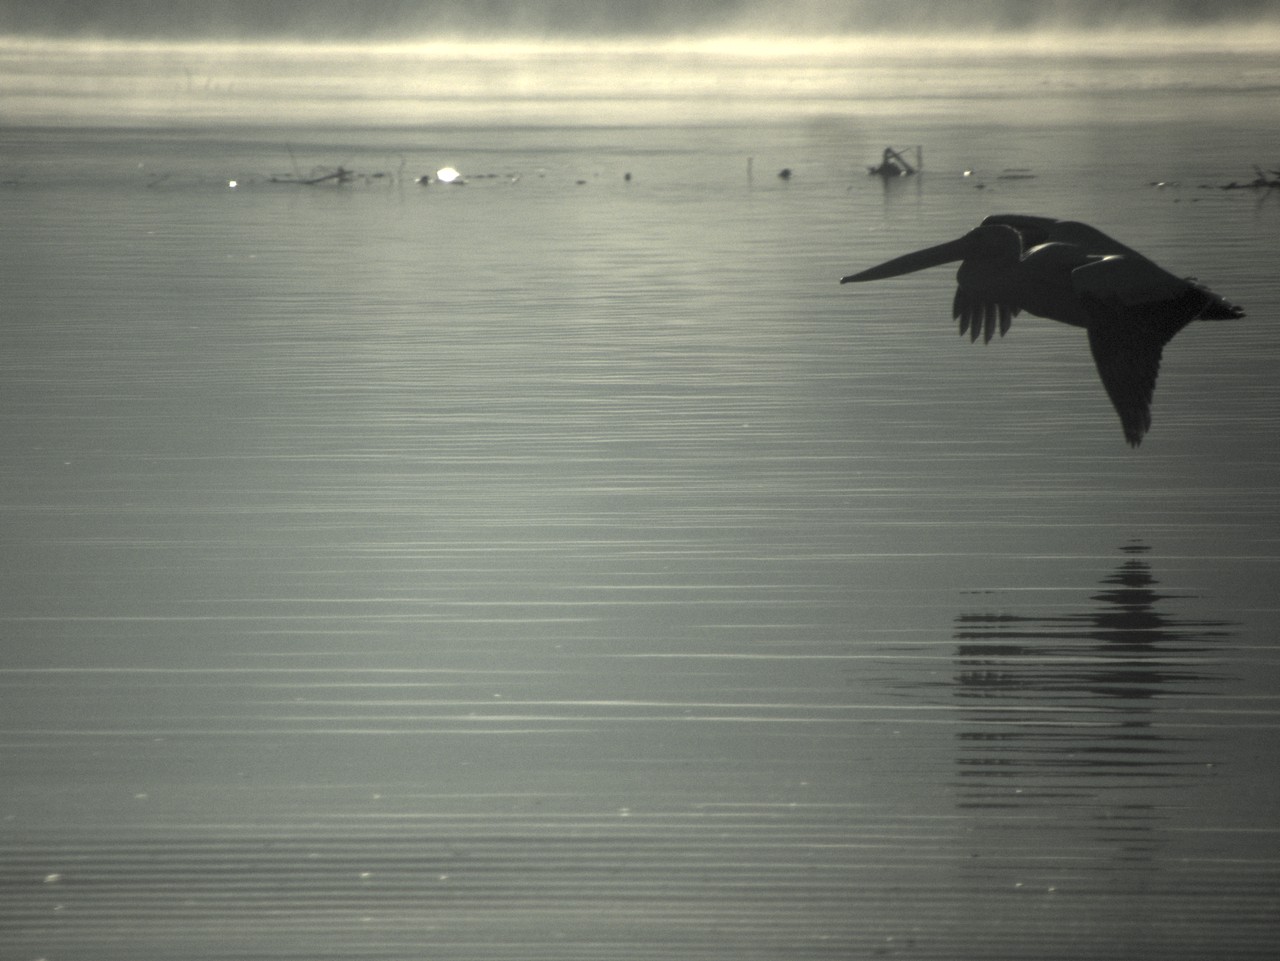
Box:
841, 223, 1023, 284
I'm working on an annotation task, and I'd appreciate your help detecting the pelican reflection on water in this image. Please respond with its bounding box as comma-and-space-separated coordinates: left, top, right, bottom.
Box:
840, 214, 1245, 445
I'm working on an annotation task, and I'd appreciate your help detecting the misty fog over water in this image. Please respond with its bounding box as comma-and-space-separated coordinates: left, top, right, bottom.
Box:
6, 0, 1280, 130
6, 29, 1280, 130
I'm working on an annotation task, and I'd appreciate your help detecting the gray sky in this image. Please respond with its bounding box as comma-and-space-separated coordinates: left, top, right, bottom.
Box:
3, 1, 1279, 39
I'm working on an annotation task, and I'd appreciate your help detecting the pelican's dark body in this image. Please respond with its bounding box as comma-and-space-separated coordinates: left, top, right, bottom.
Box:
840, 214, 1244, 446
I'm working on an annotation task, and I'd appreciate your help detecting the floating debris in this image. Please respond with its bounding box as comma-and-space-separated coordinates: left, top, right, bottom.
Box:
869, 146, 920, 178
270, 166, 354, 186
778, 167, 793, 180
1217, 165, 1280, 190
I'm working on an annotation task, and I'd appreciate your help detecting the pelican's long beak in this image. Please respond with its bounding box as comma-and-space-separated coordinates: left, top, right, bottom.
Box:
840, 235, 971, 284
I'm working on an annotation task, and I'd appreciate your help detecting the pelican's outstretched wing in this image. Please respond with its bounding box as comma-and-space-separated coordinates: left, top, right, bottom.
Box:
1086, 322, 1163, 446
1075, 260, 1220, 446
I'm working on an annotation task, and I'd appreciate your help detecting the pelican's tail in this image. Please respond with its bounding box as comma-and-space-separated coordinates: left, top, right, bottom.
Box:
1191, 281, 1245, 321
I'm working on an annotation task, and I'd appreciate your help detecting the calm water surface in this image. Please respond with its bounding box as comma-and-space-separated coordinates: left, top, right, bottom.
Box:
2, 37, 1279, 961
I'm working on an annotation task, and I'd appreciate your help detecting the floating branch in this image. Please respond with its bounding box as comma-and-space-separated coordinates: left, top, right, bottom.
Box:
1218, 165, 1280, 190
270, 166, 355, 186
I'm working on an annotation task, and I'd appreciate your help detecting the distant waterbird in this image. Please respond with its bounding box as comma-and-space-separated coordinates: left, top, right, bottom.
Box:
840, 214, 1244, 446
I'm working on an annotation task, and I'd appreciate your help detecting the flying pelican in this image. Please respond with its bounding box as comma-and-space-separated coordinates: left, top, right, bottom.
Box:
840, 214, 1244, 446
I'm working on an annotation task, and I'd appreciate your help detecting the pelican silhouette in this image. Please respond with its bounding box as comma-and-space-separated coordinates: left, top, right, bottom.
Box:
840, 214, 1244, 446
